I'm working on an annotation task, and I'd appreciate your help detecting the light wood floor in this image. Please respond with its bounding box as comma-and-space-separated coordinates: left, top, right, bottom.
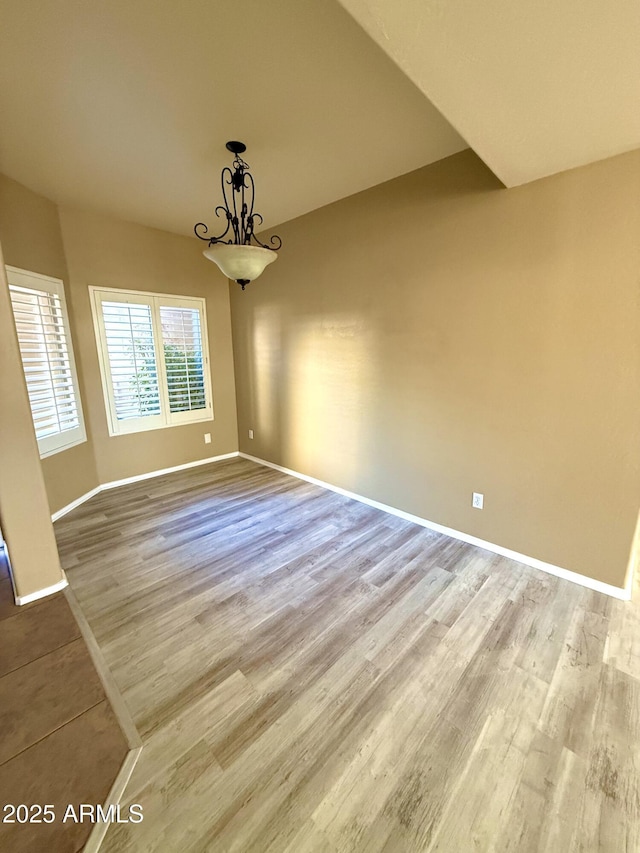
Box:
54, 458, 640, 852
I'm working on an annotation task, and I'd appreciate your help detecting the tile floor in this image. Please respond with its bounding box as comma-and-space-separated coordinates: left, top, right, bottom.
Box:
0, 550, 129, 853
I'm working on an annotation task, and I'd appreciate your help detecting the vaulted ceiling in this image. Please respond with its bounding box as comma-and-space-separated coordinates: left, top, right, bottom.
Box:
337, 0, 640, 188
0, 0, 638, 237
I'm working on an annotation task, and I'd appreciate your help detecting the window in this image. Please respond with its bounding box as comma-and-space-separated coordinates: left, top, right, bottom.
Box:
89, 286, 213, 436
7, 266, 86, 458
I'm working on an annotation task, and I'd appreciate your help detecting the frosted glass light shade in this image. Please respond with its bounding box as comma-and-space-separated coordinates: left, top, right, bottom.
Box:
203, 243, 277, 283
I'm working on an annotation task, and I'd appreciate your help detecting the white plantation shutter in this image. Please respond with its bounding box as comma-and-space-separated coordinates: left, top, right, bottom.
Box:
7, 267, 86, 458
101, 301, 162, 422
91, 288, 212, 435
159, 301, 207, 423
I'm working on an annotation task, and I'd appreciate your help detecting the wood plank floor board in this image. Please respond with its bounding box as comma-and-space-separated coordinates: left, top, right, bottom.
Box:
124, 669, 256, 802
575, 663, 640, 852
52, 458, 640, 852
193, 617, 450, 852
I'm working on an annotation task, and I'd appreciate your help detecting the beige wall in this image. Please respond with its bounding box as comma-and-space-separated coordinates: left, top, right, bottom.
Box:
58, 206, 238, 485
0, 174, 99, 513
231, 148, 640, 589
0, 241, 65, 598
3, 148, 639, 594
0, 174, 238, 521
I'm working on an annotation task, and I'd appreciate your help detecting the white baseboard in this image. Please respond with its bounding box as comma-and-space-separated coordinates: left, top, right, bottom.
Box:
47, 448, 632, 602
51, 451, 240, 521
6, 538, 69, 606
239, 452, 632, 601
51, 487, 102, 522
99, 451, 239, 492
15, 573, 69, 606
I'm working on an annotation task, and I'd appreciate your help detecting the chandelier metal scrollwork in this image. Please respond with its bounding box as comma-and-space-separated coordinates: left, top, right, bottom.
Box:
194, 141, 281, 290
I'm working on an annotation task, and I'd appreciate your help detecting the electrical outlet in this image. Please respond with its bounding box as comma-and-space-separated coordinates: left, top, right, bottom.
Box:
248, 429, 254, 439
204, 433, 211, 444
472, 492, 484, 509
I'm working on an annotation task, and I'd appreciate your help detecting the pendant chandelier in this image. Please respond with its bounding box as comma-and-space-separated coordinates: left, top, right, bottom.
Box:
194, 141, 281, 290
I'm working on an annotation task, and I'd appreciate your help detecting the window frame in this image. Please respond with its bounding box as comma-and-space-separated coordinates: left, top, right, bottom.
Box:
89, 285, 214, 437
7, 265, 87, 459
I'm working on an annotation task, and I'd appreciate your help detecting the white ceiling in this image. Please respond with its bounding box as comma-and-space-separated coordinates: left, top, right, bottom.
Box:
0, 1, 638, 237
